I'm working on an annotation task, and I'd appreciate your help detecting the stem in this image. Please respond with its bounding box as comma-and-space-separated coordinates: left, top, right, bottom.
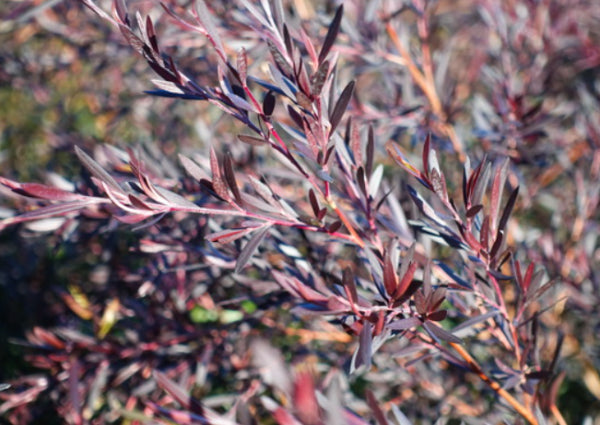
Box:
449, 342, 538, 425
385, 22, 465, 162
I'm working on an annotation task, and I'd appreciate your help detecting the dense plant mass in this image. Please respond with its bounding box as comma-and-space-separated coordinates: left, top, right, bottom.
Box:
1, 0, 599, 424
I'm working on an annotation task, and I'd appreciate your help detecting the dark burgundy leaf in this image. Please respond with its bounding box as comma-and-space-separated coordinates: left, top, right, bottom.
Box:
422, 133, 431, 179
287, 105, 305, 129
466, 204, 483, 218
329, 80, 355, 136
308, 189, 320, 217
497, 186, 519, 234
318, 5, 343, 64
282, 24, 293, 57
327, 220, 342, 232
223, 152, 243, 205
427, 310, 447, 322
366, 125, 374, 177
263, 91, 276, 116
356, 167, 367, 198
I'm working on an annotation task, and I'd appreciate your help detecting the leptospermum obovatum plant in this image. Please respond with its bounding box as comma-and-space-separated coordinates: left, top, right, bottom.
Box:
0, 0, 567, 424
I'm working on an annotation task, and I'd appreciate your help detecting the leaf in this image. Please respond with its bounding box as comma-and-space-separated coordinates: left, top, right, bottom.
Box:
394, 261, 417, 300
329, 80, 354, 136
223, 152, 243, 205
15, 183, 86, 202
497, 186, 519, 234
466, 204, 483, 218
311, 60, 329, 96
153, 370, 205, 415
319, 5, 343, 64
386, 142, 430, 189
383, 242, 398, 297
75, 146, 123, 194
210, 148, 230, 202
179, 154, 206, 181
267, 39, 293, 77
193, 0, 226, 61
237, 48, 248, 84
366, 390, 390, 425
263, 91, 276, 116
471, 161, 491, 207
366, 125, 374, 177
342, 267, 358, 307
490, 158, 510, 233
238, 134, 267, 146
423, 321, 461, 344
422, 133, 431, 178
309, 189, 320, 217
387, 317, 421, 331
235, 226, 270, 274
351, 321, 372, 373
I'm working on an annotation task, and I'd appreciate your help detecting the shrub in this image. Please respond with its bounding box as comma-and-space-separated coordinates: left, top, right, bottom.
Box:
1, 0, 599, 424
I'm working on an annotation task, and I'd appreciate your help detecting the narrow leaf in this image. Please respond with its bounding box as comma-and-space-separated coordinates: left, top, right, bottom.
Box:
235, 226, 270, 274
75, 146, 123, 194
329, 80, 354, 136
153, 370, 205, 414
223, 152, 243, 205
366, 125, 374, 177
318, 5, 343, 64
497, 186, 519, 234
238, 134, 267, 146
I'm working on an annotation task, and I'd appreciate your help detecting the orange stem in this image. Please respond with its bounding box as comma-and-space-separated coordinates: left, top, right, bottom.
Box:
449, 342, 538, 425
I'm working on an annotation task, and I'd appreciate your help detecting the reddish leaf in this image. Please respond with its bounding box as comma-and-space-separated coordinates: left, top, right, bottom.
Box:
366, 390, 390, 425
153, 370, 205, 415
383, 245, 398, 297
15, 183, 86, 202
394, 261, 416, 300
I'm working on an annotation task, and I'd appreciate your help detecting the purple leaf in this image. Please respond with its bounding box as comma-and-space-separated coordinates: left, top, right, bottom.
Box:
423, 322, 461, 344
329, 80, 354, 136
235, 226, 271, 274
153, 370, 205, 415
75, 146, 123, 194
318, 5, 343, 64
